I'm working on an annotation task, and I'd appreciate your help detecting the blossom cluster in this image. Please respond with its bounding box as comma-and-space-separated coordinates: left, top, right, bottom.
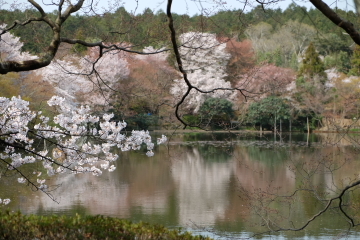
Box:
170, 32, 236, 112
34, 45, 130, 107
0, 96, 167, 201
0, 199, 10, 205
0, 24, 35, 61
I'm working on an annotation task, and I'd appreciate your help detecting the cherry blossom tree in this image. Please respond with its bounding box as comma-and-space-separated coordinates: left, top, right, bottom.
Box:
78, 46, 130, 107
34, 45, 130, 108
225, 39, 255, 84
0, 95, 167, 204
170, 32, 237, 113
0, 18, 165, 204
35, 57, 88, 104
113, 46, 176, 120
0, 28, 84, 106
237, 64, 296, 98
0, 24, 35, 62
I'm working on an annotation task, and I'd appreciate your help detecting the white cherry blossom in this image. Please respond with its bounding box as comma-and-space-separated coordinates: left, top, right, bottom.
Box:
0, 95, 167, 202
171, 32, 236, 112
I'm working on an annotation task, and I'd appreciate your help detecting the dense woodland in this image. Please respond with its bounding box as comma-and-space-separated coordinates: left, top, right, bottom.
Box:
1, 4, 360, 131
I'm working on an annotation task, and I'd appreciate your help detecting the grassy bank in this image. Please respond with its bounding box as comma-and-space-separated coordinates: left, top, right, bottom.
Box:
0, 211, 212, 240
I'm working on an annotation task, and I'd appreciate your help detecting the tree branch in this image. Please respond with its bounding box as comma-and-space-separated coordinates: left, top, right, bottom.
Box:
167, 0, 192, 128
0, 1, 87, 74
309, 0, 360, 45
60, 38, 170, 54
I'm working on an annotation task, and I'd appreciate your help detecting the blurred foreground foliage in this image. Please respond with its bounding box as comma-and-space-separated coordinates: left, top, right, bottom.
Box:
0, 211, 212, 240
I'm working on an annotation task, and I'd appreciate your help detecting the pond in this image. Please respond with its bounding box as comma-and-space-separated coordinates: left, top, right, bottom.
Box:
2, 131, 360, 239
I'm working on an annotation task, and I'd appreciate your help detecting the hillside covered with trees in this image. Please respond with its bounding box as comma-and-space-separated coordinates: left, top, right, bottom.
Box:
1, 3, 360, 131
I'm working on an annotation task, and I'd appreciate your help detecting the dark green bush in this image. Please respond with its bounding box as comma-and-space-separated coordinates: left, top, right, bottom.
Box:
0, 211, 212, 240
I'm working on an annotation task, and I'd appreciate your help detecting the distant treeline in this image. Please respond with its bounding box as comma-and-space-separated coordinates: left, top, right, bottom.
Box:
0, 4, 358, 55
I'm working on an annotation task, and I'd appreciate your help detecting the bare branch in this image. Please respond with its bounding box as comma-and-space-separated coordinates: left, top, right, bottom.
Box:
60, 38, 170, 55
167, 0, 192, 128
28, 0, 47, 17
60, 0, 85, 21
309, 0, 360, 45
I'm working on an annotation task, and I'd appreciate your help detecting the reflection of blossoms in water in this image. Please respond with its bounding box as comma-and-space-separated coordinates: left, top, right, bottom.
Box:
171, 147, 232, 226
32, 173, 132, 216
24, 160, 169, 217
0, 199, 10, 205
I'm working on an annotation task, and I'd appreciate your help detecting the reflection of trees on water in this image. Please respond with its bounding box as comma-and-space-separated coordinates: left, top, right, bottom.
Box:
230, 143, 360, 235
232, 146, 296, 195
171, 146, 233, 226
195, 144, 233, 163
245, 146, 288, 165
294, 145, 360, 221
5, 135, 360, 238
316, 133, 360, 146
21, 172, 133, 217
182, 132, 236, 142
18, 151, 174, 219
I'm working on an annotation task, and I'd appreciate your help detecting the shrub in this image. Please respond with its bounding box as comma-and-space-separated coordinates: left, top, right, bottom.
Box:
0, 211, 212, 240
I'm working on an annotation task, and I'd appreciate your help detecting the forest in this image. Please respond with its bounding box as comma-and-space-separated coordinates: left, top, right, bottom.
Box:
1, 3, 360, 131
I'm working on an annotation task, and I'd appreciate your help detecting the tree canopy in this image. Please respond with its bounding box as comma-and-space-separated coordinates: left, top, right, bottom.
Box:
247, 96, 291, 127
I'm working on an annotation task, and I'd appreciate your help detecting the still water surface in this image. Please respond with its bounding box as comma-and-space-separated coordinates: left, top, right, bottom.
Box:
3, 132, 360, 239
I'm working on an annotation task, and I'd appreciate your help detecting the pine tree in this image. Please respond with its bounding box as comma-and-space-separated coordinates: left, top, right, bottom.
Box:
298, 42, 326, 85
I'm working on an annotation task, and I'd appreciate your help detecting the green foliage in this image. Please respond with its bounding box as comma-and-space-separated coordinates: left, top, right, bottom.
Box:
295, 76, 317, 95
246, 96, 291, 127
314, 33, 351, 56
70, 29, 88, 54
0, 211, 211, 240
324, 51, 351, 73
295, 76, 305, 87
338, 51, 352, 73
257, 48, 283, 66
349, 45, 360, 76
199, 98, 234, 129
323, 55, 337, 69
126, 114, 159, 130
183, 115, 201, 126
199, 98, 234, 118
0, 5, 356, 59
290, 52, 299, 71
298, 42, 326, 83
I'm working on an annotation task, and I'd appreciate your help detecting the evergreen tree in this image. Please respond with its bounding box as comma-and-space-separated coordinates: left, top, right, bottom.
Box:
349, 45, 360, 76
246, 96, 290, 128
298, 42, 326, 85
199, 98, 234, 129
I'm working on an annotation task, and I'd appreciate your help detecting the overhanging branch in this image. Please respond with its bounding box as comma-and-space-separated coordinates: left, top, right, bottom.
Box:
309, 0, 360, 45
0, 0, 88, 74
